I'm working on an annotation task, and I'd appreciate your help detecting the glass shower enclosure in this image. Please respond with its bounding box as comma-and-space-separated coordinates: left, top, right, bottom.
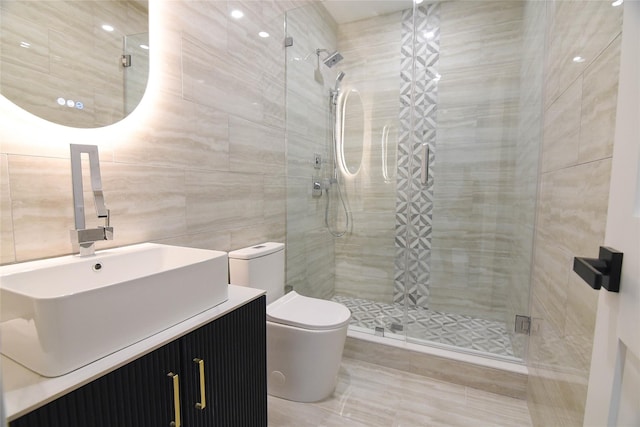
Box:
285, 0, 542, 362
123, 32, 149, 115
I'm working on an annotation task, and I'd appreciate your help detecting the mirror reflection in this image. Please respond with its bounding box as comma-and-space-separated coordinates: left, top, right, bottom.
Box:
0, 0, 149, 128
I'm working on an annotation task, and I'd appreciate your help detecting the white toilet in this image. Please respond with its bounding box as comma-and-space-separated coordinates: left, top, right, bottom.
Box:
228, 242, 351, 403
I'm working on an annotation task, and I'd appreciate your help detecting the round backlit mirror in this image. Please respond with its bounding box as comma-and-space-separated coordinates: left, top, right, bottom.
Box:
0, 0, 149, 128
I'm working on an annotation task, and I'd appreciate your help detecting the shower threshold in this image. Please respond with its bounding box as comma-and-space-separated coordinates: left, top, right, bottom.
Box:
332, 295, 517, 358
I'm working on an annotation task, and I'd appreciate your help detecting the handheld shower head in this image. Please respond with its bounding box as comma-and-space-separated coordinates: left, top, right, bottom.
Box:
331, 71, 346, 106
335, 71, 346, 90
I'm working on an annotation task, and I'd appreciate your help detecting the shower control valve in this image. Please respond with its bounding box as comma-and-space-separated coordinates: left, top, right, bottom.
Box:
312, 177, 323, 198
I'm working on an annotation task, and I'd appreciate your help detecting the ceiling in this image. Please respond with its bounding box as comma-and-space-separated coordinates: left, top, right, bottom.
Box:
321, 0, 414, 24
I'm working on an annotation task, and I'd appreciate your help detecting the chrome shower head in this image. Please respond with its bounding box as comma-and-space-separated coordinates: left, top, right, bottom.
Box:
316, 48, 344, 68
323, 51, 344, 68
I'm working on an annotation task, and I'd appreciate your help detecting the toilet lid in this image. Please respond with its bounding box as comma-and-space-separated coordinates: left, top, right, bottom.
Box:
267, 291, 351, 331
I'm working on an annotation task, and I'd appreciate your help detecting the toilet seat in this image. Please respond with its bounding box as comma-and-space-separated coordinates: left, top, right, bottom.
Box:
267, 291, 351, 330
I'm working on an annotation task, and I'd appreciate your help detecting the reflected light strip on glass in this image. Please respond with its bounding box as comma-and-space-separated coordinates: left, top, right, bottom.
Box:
336, 88, 360, 178
381, 125, 393, 183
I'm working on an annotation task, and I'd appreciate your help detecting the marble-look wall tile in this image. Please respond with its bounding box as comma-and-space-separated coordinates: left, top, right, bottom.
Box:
114, 95, 230, 171
182, 34, 264, 124
185, 170, 264, 234
8, 156, 76, 260
155, 231, 231, 254
0, 155, 15, 264
564, 272, 600, 378
227, 1, 285, 79
263, 173, 286, 221
164, 1, 228, 51
0, 10, 50, 73
0, 1, 289, 264
284, 3, 338, 298
528, 160, 613, 426
530, 228, 572, 334
508, 0, 546, 357
229, 220, 285, 253
229, 115, 285, 175
538, 159, 612, 258
330, 7, 402, 303
543, 0, 623, 108
541, 77, 582, 173
100, 162, 187, 246
429, 0, 523, 321
527, 0, 622, 424
7, 155, 188, 261
579, 35, 621, 164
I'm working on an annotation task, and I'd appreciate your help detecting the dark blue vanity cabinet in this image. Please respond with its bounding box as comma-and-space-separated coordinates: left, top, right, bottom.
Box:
10, 296, 267, 427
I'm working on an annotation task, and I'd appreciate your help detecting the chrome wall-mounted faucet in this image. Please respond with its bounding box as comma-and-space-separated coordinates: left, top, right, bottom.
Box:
69, 144, 113, 256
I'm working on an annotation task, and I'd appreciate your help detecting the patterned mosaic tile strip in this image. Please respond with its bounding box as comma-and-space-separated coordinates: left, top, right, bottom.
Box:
333, 295, 515, 358
394, 3, 441, 308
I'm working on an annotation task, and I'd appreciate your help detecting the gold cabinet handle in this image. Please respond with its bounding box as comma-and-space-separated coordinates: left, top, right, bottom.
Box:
193, 358, 206, 410
167, 372, 181, 427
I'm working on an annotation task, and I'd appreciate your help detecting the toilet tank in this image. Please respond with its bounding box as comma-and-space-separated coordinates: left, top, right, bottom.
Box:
228, 242, 285, 305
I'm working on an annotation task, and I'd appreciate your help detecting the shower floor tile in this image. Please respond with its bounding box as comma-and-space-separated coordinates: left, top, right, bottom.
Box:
332, 295, 516, 358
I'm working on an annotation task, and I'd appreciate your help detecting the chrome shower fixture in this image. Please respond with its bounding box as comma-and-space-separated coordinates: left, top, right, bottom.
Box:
323, 51, 343, 67
331, 71, 346, 106
314, 54, 324, 85
335, 71, 345, 91
316, 48, 344, 68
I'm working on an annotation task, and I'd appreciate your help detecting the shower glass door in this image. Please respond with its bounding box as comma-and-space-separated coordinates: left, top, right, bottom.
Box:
284, 0, 541, 362
403, 0, 542, 361
284, 2, 406, 329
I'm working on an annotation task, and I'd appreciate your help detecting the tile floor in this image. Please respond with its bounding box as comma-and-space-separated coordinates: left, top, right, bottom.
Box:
332, 296, 516, 357
268, 357, 532, 426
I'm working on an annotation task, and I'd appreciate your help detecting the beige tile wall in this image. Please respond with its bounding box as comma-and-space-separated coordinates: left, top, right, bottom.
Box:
285, 2, 337, 299
526, 1, 622, 425
0, 0, 303, 265
509, 0, 546, 361
429, 0, 525, 322
332, 10, 402, 304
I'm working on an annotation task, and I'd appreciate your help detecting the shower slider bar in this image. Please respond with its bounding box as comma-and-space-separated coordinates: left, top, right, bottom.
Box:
421, 143, 430, 186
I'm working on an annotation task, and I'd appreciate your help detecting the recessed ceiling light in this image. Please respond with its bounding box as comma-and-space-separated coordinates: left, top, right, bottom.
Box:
573, 56, 586, 63
139, 44, 149, 50
611, 0, 623, 6
415, 0, 424, 4
20, 41, 31, 48
102, 24, 114, 32
258, 31, 270, 38
231, 9, 244, 19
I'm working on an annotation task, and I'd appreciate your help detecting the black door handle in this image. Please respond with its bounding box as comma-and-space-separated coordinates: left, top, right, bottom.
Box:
573, 246, 623, 292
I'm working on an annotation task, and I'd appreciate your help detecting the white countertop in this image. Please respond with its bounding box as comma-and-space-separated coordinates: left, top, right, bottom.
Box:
2, 285, 265, 422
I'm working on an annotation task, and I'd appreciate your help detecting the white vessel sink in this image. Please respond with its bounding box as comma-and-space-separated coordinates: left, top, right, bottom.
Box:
0, 243, 228, 377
